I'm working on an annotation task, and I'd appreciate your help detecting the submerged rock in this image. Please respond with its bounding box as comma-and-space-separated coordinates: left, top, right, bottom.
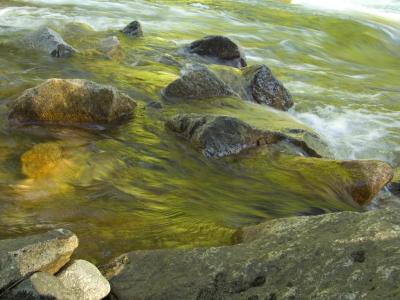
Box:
165, 114, 320, 158
121, 21, 143, 37
0, 229, 78, 292
57, 260, 111, 300
243, 64, 294, 111
26, 27, 77, 58
388, 168, 400, 196
162, 65, 236, 102
186, 36, 247, 68
104, 208, 400, 299
8, 79, 137, 125
21, 142, 65, 179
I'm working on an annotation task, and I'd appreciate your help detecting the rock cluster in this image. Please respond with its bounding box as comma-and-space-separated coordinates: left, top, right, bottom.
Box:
0, 229, 110, 300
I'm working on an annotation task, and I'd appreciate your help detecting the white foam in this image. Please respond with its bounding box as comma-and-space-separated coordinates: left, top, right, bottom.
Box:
292, 0, 400, 23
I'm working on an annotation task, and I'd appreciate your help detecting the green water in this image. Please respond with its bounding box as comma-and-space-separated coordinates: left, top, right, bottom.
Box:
0, 0, 399, 263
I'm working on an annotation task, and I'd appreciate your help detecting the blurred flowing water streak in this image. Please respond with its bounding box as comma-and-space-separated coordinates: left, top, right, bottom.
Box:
0, 0, 399, 263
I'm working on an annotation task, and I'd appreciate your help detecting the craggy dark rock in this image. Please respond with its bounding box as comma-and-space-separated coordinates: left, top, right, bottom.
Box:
104, 208, 400, 300
121, 21, 143, 37
26, 27, 77, 58
165, 114, 320, 158
186, 36, 247, 68
243, 64, 293, 111
8, 79, 137, 126
0, 229, 78, 293
161, 65, 236, 102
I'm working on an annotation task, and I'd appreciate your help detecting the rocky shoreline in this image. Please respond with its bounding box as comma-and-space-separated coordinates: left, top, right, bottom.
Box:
1, 208, 400, 299
1, 20, 399, 299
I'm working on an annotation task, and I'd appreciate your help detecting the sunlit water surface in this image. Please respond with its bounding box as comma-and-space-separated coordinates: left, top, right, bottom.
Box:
0, 0, 399, 263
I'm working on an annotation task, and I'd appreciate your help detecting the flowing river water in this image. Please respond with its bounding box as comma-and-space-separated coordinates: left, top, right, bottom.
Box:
0, 0, 399, 263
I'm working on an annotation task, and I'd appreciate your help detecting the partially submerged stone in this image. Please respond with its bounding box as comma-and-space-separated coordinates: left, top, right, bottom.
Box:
121, 21, 143, 37
165, 114, 320, 158
57, 260, 111, 300
0, 229, 78, 291
104, 208, 400, 299
186, 36, 247, 68
243, 64, 294, 111
161, 65, 236, 102
26, 27, 77, 58
8, 79, 137, 125
99, 36, 120, 54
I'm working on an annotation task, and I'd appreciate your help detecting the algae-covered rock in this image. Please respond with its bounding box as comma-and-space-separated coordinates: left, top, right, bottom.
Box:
99, 36, 121, 54
166, 113, 321, 158
243, 64, 294, 111
186, 36, 247, 68
281, 157, 393, 206
162, 65, 236, 102
121, 21, 143, 37
25, 27, 77, 58
8, 79, 136, 125
104, 208, 400, 300
0, 229, 78, 292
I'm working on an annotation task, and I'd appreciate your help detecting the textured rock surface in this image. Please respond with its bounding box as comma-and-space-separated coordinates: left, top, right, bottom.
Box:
162, 66, 236, 102
58, 259, 111, 300
104, 208, 400, 300
186, 36, 246, 68
0, 229, 78, 292
8, 79, 136, 125
8, 272, 75, 300
165, 114, 321, 158
26, 27, 77, 58
121, 21, 143, 37
243, 64, 293, 111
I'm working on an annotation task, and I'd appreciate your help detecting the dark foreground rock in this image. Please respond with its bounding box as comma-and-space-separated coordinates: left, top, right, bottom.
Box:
103, 208, 400, 300
186, 36, 247, 68
162, 65, 236, 102
0, 229, 78, 292
165, 114, 321, 158
121, 21, 143, 37
243, 64, 294, 111
26, 27, 77, 58
8, 79, 137, 126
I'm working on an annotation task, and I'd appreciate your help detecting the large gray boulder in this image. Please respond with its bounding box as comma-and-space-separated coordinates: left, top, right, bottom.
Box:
26, 27, 77, 58
186, 36, 247, 68
162, 65, 236, 102
8, 79, 137, 126
103, 208, 400, 300
165, 114, 321, 158
0, 228, 78, 292
243, 64, 294, 111
57, 259, 111, 300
